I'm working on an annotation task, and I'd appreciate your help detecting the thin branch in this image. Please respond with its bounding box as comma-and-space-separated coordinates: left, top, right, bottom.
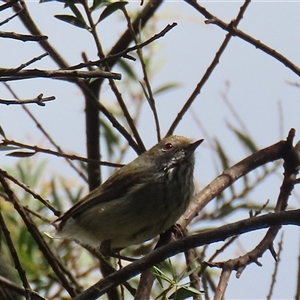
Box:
0, 0, 19, 12
179, 133, 288, 230
186, 0, 300, 77
167, 0, 251, 136
0, 211, 32, 296
72, 209, 300, 300
0, 168, 60, 216
14, 52, 49, 72
0, 31, 47, 41
67, 23, 177, 71
0, 94, 55, 106
0, 276, 45, 300
12, 0, 69, 68
214, 266, 231, 300
0, 68, 121, 81
184, 248, 201, 300
0, 9, 22, 27
0, 174, 80, 297
12, 0, 161, 155
3, 83, 89, 183
1, 139, 123, 168
267, 232, 284, 300
296, 238, 300, 300
207, 129, 298, 298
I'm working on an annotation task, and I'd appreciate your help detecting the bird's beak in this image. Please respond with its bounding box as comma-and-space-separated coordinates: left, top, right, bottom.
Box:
187, 139, 204, 152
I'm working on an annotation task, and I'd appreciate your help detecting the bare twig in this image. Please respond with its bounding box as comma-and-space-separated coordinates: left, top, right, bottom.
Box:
68, 23, 177, 71
3, 83, 89, 183
0, 68, 121, 81
167, 0, 251, 136
0, 0, 19, 12
185, 0, 300, 78
296, 244, 300, 300
0, 276, 45, 300
0, 168, 60, 216
0, 94, 55, 106
184, 248, 202, 300
12, 0, 160, 155
0, 30, 47, 41
14, 52, 49, 72
214, 266, 231, 300
267, 232, 284, 300
0, 9, 22, 27
1, 139, 123, 168
207, 129, 299, 299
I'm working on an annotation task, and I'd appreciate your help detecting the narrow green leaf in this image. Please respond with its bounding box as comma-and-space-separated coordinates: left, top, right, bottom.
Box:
90, 0, 107, 11
100, 119, 119, 157
6, 151, 36, 158
97, 1, 128, 23
169, 286, 202, 299
234, 130, 258, 152
67, 2, 85, 21
215, 139, 230, 170
0, 145, 19, 151
153, 82, 180, 96
0, 125, 6, 138
152, 266, 173, 284
228, 125, 258, 153
117, 58, 137, 80
215, 138, 235, 197
55, 14, 90, 30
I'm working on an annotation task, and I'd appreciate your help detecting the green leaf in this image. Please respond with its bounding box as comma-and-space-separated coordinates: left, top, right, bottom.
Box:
0, 125, 6, 138
215, 138, 230, 171
6, 151, 36, 158
97, 1, 128, 24
90, 0, 108, 11
0, 145, 19, 151
153, 82, 180, 96
169, 286, 202, 299
55, 14, 90, 30
100, 119, 119, 158
215, 138, 235, 198
229, 125, 258, 153
117, 58, 137, 80
67, 2, 85, 21
152, 266, 174, 285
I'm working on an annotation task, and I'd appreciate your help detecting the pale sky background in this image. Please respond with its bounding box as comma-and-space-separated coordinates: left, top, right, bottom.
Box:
1, 1, 300, 299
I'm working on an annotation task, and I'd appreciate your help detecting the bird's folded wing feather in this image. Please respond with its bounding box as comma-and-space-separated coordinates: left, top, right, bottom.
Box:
54, 165, 150, 227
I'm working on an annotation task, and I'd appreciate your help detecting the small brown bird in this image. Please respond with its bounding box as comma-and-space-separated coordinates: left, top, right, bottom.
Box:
54, 135, 203, 252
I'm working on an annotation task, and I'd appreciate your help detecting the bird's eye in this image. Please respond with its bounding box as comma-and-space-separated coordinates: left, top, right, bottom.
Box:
162, 143, 173, 151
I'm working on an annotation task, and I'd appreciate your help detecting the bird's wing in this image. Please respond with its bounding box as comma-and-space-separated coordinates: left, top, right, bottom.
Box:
54, 165, 149, 228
